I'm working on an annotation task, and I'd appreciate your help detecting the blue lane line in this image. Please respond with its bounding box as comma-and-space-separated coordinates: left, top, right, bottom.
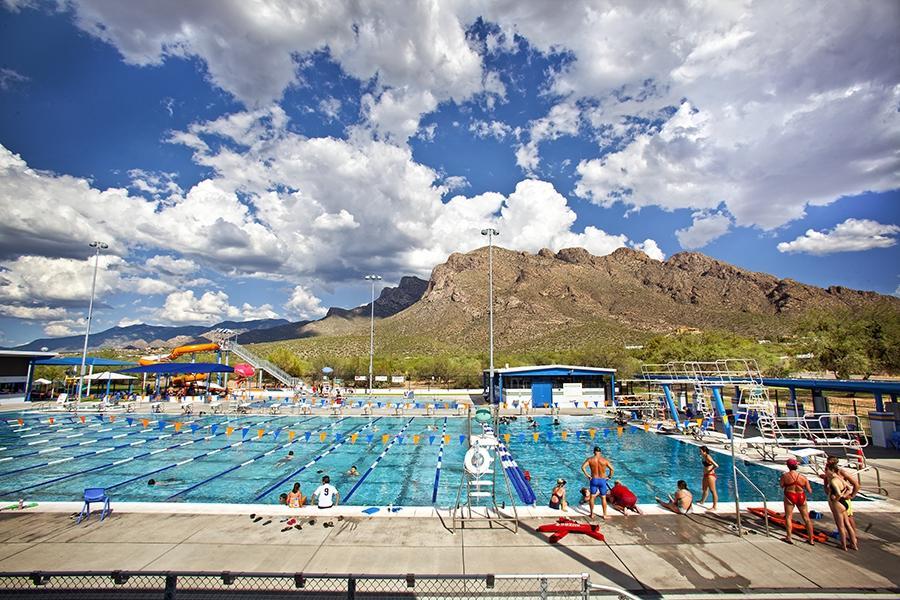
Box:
165, 417, 347, 501
431, 417, 448, 504
103, 415, 319, 492
0, 415, 295, 497
0, 415, 209, 462
484, 423, 537, 505
253, 417, 384, 502
343, 417, 415, 503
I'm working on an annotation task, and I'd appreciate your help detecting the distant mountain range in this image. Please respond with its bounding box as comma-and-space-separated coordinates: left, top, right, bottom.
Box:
12, 246, 899, 356
11, 276, 429, 352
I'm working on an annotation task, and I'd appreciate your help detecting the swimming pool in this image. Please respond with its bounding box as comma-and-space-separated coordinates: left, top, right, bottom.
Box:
0, 413, 827, 507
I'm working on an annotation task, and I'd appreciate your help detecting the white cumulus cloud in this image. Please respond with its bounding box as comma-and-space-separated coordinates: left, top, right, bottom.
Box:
284, 285, 327, 320
675, 211, 733, 250
777, 219, 900, 255
154, 289, 278, 325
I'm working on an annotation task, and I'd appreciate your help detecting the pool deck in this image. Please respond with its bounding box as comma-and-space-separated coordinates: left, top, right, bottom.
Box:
0, 508, 897, 595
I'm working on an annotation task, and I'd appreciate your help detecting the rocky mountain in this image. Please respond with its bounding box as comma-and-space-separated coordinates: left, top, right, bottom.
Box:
238, 276, 429, 343
13, 318, 289, 352
367, 246, 899, 352
12, 276, 429, 351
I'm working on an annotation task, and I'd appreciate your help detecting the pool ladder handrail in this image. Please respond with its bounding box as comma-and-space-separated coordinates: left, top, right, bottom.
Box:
732, 464, 770, 538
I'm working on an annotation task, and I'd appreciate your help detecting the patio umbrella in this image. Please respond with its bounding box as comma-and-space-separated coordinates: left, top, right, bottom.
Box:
33, 378, 52, 385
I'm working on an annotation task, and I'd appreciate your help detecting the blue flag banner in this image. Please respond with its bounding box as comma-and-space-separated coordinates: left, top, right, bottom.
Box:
95, 415, 104, 422
603, 428, 610, 436
429, 435, 435, 445
157, 421, 166, 431
211, 424, 219, 435
273, 428, 281, 441
518, 433, 525, 443
126, 417, 134, 426
336, 432, 343, 442
547, 432, 554, 442
241, 427, 249, 440
304, 431, 312, 441
575, 431, 582, 439
366, 434, 373, 443
458, 434, 466, 445
398, 435, 404, 444
190, 423, 200, 434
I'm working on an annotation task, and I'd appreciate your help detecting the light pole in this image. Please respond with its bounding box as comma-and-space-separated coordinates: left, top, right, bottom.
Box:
76, 241, 108, 401
364, 274, 382, 394
481, 228, 499, 405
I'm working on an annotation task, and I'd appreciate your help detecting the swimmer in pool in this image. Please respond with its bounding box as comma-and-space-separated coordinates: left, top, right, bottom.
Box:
275, 450, 295, 466
347, 465, 359, 477
147, 478, 182, 487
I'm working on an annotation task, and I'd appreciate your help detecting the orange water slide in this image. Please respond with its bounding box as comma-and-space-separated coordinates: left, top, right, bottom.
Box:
139, 342, 220, 365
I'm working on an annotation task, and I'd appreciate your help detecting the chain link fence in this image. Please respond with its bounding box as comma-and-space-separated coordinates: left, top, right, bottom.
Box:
0, 571, 638, 599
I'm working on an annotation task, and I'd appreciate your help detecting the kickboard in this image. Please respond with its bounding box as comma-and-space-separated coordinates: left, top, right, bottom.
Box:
1, 502, 38, 511
748, 507, 828, 543
361, 507, 380, 515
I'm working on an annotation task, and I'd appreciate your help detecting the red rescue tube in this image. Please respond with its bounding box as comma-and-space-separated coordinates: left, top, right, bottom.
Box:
748, 507, 827, 543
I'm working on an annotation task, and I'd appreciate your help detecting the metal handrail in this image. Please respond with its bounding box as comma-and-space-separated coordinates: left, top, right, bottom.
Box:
586, 582, 642, 599
733, 465, 770, 538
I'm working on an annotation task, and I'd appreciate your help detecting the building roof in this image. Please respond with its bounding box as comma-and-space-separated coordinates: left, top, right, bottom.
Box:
761, 378, 900, 395
0, 350, 58, 359
35, 357, 135, 367
485, 364, 616, 377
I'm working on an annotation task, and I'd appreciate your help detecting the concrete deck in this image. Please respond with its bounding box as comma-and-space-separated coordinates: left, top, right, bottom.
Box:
0, 509, 897, 595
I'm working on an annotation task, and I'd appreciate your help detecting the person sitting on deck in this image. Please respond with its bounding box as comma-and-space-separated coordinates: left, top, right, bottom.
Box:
578, 487, 591, 505
607, 481, 643, 514
312, 475, 339, 509
549, 479, 568, 511
286, 482, 306, 508
656, 480, 693, 515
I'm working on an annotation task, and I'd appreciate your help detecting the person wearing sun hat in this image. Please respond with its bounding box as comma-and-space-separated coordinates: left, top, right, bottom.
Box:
549, 478, 568, 511
780, 457, 814, 545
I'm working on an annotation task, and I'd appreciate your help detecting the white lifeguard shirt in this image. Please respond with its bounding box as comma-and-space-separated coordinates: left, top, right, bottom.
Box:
314, 483, 338, 508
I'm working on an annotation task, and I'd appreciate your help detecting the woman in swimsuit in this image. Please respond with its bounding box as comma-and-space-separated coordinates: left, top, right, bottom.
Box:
549, 479, 568, 511
780, 458, 814, 545
825, 464, 858, 551
698, 446, 718, 510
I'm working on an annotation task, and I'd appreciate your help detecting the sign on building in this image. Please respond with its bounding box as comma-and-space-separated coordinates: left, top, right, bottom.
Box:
391, 376, 405, 383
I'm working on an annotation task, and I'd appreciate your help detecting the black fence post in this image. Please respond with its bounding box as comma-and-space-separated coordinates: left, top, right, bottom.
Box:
164, 574, 177, 600
347, 575, 356, 600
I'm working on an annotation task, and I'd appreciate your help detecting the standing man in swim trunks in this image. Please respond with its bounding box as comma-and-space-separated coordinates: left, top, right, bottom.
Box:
581, 446, 614, 519
780, 458, 814, 545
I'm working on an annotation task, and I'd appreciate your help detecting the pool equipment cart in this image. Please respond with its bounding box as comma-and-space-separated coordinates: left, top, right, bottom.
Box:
449, 405, 520, 533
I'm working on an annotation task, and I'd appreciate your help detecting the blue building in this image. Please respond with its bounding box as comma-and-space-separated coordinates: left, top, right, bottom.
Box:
483, 365, 616, 408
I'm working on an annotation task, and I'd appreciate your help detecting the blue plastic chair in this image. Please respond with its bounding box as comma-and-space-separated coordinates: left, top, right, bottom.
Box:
76, 488, 110, 523
890, 431, 900, 450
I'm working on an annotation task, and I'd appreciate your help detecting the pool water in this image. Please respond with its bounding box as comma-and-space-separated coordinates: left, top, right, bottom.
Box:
0, 414, 827, 507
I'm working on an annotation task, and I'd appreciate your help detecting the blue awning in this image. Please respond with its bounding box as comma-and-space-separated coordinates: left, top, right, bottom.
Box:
119, 362, 234, 375
35, 357, 136, 367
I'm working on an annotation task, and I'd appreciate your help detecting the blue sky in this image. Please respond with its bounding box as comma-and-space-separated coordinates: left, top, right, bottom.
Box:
0, 1, 898, 346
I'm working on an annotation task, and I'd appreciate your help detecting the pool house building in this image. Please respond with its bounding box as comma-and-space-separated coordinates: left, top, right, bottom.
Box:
483, 364, 616, 408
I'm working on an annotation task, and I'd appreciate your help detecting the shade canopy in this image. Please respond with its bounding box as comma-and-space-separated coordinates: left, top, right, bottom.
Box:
33, 378, 52, 385
35, 357, 135, 367
119, 362, 234, 375
83, 372, 136, 381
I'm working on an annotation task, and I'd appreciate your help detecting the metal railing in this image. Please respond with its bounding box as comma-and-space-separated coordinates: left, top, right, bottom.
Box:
0, 570, 640, 599
223, 340, 299, 388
